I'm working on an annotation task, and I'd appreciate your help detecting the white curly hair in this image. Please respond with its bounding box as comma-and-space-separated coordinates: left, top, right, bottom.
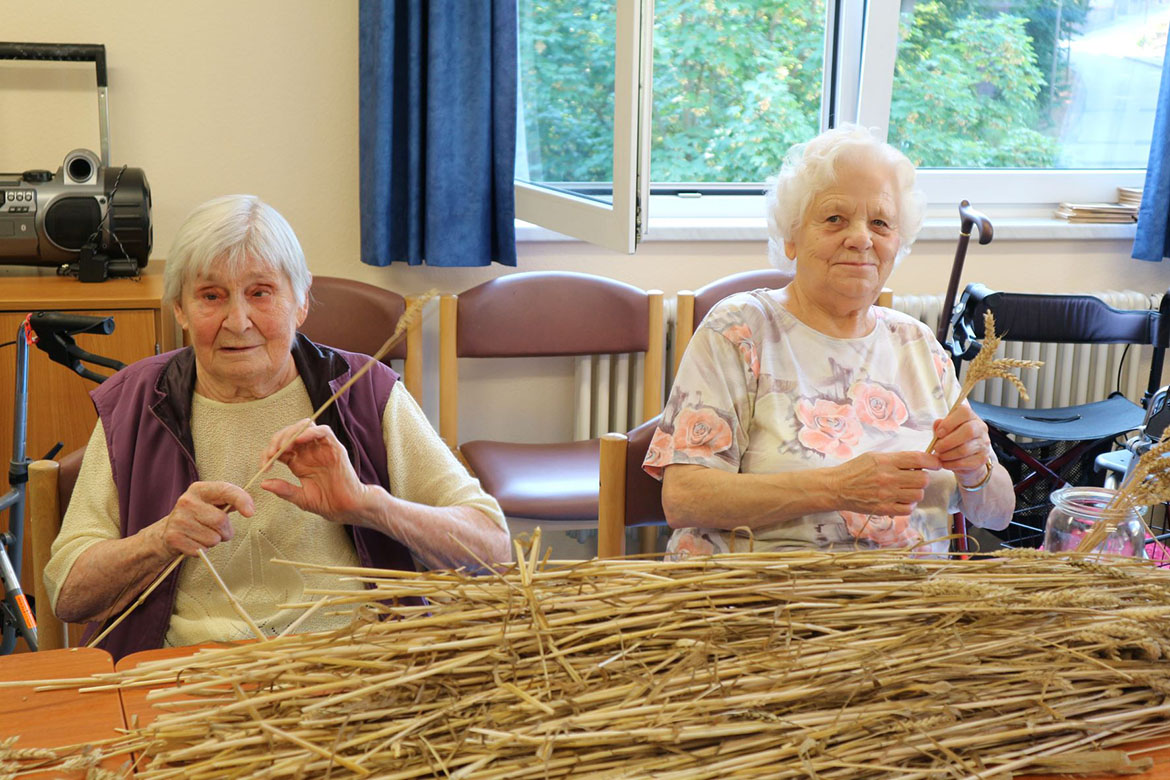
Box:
764, 125, 926, 272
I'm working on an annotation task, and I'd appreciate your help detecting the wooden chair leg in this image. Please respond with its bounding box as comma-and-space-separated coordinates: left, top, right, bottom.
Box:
598, 433, 628, 558
638, 526, 658, 555
28, 460, 66, 651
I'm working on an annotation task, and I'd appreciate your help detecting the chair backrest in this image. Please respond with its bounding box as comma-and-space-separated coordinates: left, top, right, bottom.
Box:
671, 270, 891, 376
950, 282, 1170, 402
28, 448, 86, 651
599, 414, 667, 557
674, 270, 795, 377
693, 269, 797, 326
439, 272, 664, 448
298, 276, 422, 399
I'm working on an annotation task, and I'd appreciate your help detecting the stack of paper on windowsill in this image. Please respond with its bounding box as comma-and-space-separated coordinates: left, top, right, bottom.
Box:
1118, 186, 1143, 207
1054, 200, 1138, 223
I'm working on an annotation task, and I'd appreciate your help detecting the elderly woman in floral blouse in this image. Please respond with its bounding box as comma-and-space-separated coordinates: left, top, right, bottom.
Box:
644, 126, 1013, 557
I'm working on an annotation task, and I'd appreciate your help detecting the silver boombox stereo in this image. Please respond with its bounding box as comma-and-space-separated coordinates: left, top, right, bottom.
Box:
0, 42, 152, 281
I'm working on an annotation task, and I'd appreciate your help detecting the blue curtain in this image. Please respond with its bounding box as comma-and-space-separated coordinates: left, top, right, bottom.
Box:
1133, 47, 1170, 263
359, 1, 517, 267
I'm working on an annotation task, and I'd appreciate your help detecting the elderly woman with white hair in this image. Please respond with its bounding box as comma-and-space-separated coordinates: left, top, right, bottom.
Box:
44, 194, 509, 659
644, 126, 1012, 556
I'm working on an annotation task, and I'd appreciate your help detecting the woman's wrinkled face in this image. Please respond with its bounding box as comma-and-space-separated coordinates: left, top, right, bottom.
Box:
785, 163, 903, 306
174, 259, 308, 401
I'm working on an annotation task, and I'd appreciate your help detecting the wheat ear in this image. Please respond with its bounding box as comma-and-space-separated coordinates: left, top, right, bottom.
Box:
925, 310, 1043, 454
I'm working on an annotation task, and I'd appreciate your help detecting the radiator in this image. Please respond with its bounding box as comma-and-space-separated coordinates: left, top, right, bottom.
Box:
572, 353, 646, 439
892, 290, 1163, 410
572, 298, 678, 439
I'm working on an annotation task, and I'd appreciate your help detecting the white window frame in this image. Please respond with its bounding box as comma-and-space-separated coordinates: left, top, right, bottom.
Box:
517, 0, 1151, 245
851, 0, 1147, 208
514, 0, 654, 254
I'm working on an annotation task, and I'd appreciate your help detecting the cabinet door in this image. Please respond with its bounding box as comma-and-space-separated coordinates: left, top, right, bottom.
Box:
0, 308, 160, 615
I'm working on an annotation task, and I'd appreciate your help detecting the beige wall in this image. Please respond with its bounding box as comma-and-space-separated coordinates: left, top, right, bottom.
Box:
5, 1, 1167, 439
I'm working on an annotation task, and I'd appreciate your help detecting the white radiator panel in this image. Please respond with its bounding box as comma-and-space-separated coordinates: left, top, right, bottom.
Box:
890, 293, 947, 336
573, 298, 674, 439
572, 353, 646, 439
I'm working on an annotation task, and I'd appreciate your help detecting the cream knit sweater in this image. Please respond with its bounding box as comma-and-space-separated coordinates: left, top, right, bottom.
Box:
44, 380, 504, 646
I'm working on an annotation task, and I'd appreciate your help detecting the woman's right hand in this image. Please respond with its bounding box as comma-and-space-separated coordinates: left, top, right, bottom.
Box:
148, 481, 254, 557
831, 452, 939, 517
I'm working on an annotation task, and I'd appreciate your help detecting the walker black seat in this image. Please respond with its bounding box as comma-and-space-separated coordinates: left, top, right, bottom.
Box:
972, 397, 1144, 443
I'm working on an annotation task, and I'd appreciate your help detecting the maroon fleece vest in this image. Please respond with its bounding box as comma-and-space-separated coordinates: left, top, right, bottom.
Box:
84, 334, 417, 660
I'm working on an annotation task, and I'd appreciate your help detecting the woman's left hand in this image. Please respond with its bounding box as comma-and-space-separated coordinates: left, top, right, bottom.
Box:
259, 419, 373, 526
931, 402, 993, 486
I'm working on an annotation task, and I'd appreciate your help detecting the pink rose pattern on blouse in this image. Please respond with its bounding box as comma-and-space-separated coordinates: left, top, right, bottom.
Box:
795, 398, 863, 459
642, 290, 961, 555
668, 528, 720, 559
642, 428, 675, 471
722, 324, 760, 378
932, 351, 950, 384
848, 381, 909, 432
840, 511, 924, 548
671, 407, 735, 460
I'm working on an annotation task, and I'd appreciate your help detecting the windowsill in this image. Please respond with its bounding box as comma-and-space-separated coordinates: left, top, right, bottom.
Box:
516, 215, 1140, 244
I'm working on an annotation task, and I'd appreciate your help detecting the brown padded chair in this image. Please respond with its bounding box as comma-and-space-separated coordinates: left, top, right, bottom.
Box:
298, 276, 422, 399
27, 447, 86, 650
674, 271, 891, 376
674, 269, 795, 376
598, 415, 667, 557
440, 272, 664, 523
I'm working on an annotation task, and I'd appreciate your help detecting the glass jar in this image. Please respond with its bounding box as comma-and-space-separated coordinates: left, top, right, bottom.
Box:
1043, 486, 1146, 557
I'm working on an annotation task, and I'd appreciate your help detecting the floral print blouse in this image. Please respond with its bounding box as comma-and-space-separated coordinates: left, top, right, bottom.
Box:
644, 289, 963, 557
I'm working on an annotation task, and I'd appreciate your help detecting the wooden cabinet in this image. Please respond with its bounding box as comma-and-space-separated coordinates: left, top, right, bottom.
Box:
0, 263, 177, 616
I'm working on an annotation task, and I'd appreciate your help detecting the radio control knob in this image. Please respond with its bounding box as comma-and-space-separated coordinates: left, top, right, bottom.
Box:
22, 169, 52, 183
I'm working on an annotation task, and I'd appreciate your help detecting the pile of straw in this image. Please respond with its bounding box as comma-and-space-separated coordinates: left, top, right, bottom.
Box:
7, 541, 1170, 778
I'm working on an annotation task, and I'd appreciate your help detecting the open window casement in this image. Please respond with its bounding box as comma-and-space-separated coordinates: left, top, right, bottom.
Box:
514, 0, 654, 254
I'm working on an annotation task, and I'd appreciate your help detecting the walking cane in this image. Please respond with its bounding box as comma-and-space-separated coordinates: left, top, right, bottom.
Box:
937, 200, 994, 345
936, 201, 992, 556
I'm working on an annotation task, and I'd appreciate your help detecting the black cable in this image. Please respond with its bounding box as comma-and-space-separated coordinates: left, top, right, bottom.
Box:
83, 165, 139, 278
82, 164, 127, 251
1116, 343, 1131, 396
0, 340, 15, 349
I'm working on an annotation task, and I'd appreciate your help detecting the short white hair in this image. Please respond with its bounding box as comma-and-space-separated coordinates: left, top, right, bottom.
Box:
764, 125, 926, 272
164, 195, 311, 305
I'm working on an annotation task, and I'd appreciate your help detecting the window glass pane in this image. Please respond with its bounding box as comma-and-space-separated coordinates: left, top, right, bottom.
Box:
889, 0, 1168, 169
516, 2, 616, 204
651, 1, 827, 184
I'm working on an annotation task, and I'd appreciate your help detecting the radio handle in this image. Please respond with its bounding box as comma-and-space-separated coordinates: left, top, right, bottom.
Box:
0, 42, 110, 165
0, 42, 106, 86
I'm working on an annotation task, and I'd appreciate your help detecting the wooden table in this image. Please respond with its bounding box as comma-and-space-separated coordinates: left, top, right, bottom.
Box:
1017, 739, 1170, 779
0, 647, 126, 777
115, 643, 242, 731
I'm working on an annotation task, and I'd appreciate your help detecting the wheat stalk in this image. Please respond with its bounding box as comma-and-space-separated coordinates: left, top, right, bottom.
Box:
87, 291, 437, 649
15, 539, 1170, 779
926, 309, 1043, 453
